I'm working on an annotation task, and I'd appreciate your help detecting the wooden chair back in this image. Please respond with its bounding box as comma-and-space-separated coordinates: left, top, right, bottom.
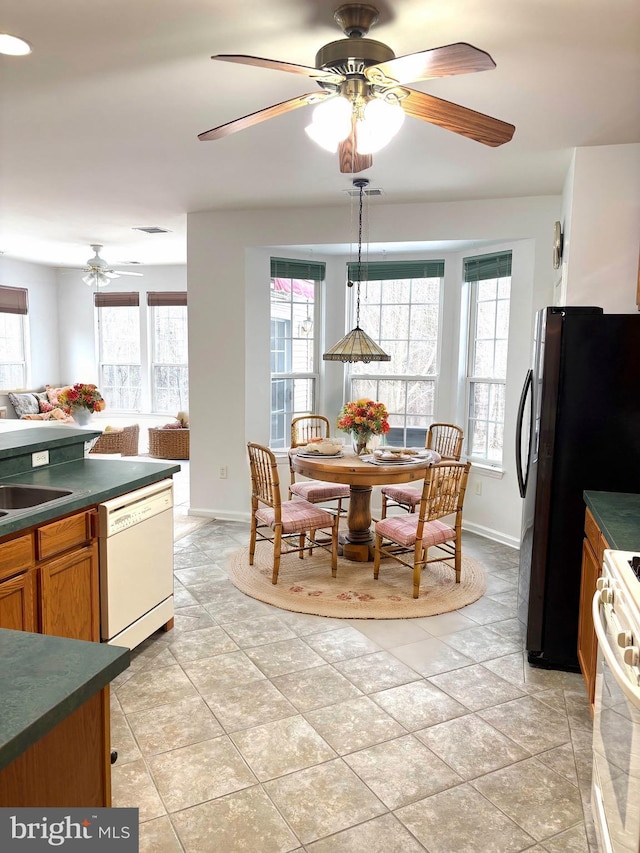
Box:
415, 461, 471, 539
426, 423, 464, 461
247, 442, 282, 513
291, 415, 331, 448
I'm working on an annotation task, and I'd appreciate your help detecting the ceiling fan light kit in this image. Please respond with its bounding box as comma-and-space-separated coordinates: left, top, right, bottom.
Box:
80, 244, 143, 287
198, 3, 515, 173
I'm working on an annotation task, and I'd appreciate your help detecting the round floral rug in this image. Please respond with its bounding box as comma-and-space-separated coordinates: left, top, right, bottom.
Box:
227, 542, 486, 619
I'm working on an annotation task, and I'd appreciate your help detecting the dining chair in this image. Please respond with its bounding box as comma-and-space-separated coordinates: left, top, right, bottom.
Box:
247, 442, 339, 584
373, 461, 471, 598
288, 415, 349, 517
380, 422, 464, 518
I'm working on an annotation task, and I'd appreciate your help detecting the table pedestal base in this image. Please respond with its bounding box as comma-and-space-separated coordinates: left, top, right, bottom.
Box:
341, 485, 375, 562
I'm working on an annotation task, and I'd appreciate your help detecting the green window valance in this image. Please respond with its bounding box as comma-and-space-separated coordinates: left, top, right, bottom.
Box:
346, 260, 445, 281
463, 252, 512, 282
270, 258, 326, 281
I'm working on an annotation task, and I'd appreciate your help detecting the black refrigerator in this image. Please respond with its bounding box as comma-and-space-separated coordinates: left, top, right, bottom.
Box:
516, 306, 640, 671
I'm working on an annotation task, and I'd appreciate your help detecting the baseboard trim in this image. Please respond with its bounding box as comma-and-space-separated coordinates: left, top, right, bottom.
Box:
189, 508, 250, 523
463, 520, 520, 550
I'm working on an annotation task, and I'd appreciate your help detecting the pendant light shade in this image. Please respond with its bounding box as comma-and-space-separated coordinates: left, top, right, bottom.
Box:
323, 178, 390, 364
323, 326, 390, 363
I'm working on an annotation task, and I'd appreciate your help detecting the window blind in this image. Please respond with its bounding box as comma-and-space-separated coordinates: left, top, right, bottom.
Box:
147, 291, 187, 307
94, 292, 140, 308
346, 260, 445, 281
463, 252, 512, 282
270, 258, 326, 281
0, 285, 28, 315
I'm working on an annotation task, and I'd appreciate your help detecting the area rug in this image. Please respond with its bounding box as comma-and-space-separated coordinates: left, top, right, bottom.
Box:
227, 542, 487, 619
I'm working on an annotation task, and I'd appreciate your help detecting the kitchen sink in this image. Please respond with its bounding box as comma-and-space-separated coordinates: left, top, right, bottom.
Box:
0, 484, 73, 510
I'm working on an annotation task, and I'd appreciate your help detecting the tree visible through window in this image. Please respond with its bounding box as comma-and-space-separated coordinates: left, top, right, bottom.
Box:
149, 293, 188, 414
270, 258, 325, 448
0, 286, 28, 389
347, 261, 444, 447
465, 252, 512, 464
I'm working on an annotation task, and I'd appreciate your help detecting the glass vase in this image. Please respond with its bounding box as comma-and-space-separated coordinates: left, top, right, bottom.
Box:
352, 432, 381, 456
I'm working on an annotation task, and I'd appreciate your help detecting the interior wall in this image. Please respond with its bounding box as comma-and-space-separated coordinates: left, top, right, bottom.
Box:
187, 195, 560, 543
55, 265, 187, 386
562, 143, 640, 312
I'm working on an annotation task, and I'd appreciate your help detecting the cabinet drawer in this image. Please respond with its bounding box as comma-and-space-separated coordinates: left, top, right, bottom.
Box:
36, 512, 93, 561
0, 533, 35, 581
584, 507, 606, 564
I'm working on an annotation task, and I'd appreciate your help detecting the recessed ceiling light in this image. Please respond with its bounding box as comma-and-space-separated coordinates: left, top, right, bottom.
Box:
0, 34, 32, 56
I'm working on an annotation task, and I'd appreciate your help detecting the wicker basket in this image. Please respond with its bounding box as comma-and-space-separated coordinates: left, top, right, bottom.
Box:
89, 424, 140, 456
148, 427, 190, 459
90, 430, 124, 455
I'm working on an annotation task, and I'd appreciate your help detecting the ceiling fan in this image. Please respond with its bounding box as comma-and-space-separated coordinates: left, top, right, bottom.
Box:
79, 245, 144, 288
198, 3, 515, 174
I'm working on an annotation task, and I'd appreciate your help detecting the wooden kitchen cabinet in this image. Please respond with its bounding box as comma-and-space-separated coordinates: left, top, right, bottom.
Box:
577, 506, 608, 712
0, 571, 37, 632
0, 509, 99, 641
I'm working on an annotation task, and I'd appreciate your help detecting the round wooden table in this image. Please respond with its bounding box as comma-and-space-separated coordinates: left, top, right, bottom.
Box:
292, 449, 436, 562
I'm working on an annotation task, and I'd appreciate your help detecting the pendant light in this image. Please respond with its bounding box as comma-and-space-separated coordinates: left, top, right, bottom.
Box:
323, 178, 390, 363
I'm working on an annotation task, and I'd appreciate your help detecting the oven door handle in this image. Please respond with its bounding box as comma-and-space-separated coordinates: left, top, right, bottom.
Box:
593, 591, 640, 708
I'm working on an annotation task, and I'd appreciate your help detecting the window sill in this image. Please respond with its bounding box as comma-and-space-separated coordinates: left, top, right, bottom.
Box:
468, 461, 504, 480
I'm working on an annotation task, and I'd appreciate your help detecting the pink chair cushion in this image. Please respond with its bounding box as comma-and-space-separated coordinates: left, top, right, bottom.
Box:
290, 480, 349, 502
381, 484, 421, 507
376, 515, 455, 548
256, 500, 335, 535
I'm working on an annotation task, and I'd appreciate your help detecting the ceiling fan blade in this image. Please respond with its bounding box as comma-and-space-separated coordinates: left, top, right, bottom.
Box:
212, 54, 344, 85
365, 42, 495, 86
338, 120, 373, 175
401, 88, 515, 147
115, 271, 144, 277
198, 92, 332, 141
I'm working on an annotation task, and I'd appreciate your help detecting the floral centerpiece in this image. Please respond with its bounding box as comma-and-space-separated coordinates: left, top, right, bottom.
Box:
57, 383, 105, 424
337, 399, 390, 455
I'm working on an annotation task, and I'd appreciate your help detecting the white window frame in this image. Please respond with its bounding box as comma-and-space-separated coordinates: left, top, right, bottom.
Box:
95, 295, 143, 412
269, 280, 319, 449
465, 264, 511, 466
0, 312, 28, 389
149, 302, 189, 415
347, 272, 444, 447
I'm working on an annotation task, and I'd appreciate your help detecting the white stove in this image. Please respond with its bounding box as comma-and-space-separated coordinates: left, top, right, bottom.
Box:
592, 549, 640, 853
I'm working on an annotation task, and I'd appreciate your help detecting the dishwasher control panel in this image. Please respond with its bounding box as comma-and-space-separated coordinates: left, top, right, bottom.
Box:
99, 479, 174, 537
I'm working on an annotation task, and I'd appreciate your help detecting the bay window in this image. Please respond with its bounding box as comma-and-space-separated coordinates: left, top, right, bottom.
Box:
464, 252, 512, 465
347, 261, 444, 447
270, 257, 324, 448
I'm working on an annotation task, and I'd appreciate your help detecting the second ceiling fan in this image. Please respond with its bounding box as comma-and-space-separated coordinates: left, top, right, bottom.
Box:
198, 3, 515, 173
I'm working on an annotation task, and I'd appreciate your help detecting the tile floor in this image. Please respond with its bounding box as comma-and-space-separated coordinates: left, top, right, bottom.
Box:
110, 479, 596, 852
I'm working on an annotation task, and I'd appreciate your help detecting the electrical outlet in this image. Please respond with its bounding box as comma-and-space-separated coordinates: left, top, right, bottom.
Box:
32, 450, 49, 467
219, 465, 227, 479
474, 480, 482, 496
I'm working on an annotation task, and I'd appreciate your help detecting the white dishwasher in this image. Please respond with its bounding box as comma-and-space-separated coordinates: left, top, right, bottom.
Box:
98, 478, 174, 649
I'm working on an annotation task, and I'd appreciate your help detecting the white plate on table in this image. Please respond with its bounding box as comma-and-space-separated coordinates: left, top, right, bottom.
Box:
296, 450, 343, 458
368, 456, 427, 466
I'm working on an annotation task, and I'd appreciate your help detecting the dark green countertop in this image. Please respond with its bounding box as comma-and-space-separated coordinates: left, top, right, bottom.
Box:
0, 425, 101, 458
0, 628, 129, 771
583, 491, 640, 551
0, 457, 181, 536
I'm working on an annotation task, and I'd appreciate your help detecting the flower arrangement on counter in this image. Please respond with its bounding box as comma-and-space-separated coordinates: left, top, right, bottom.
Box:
57, 383, 106, 414
337, 399, 390, 455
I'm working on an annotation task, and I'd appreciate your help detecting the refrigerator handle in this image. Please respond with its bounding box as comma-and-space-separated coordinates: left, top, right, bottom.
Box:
516, 369, 533, 498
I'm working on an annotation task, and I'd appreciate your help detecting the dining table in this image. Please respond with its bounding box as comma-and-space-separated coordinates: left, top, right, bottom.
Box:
291, 448, 439, 562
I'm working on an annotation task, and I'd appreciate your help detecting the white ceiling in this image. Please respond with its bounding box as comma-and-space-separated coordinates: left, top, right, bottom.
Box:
1, 0, 638, 269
